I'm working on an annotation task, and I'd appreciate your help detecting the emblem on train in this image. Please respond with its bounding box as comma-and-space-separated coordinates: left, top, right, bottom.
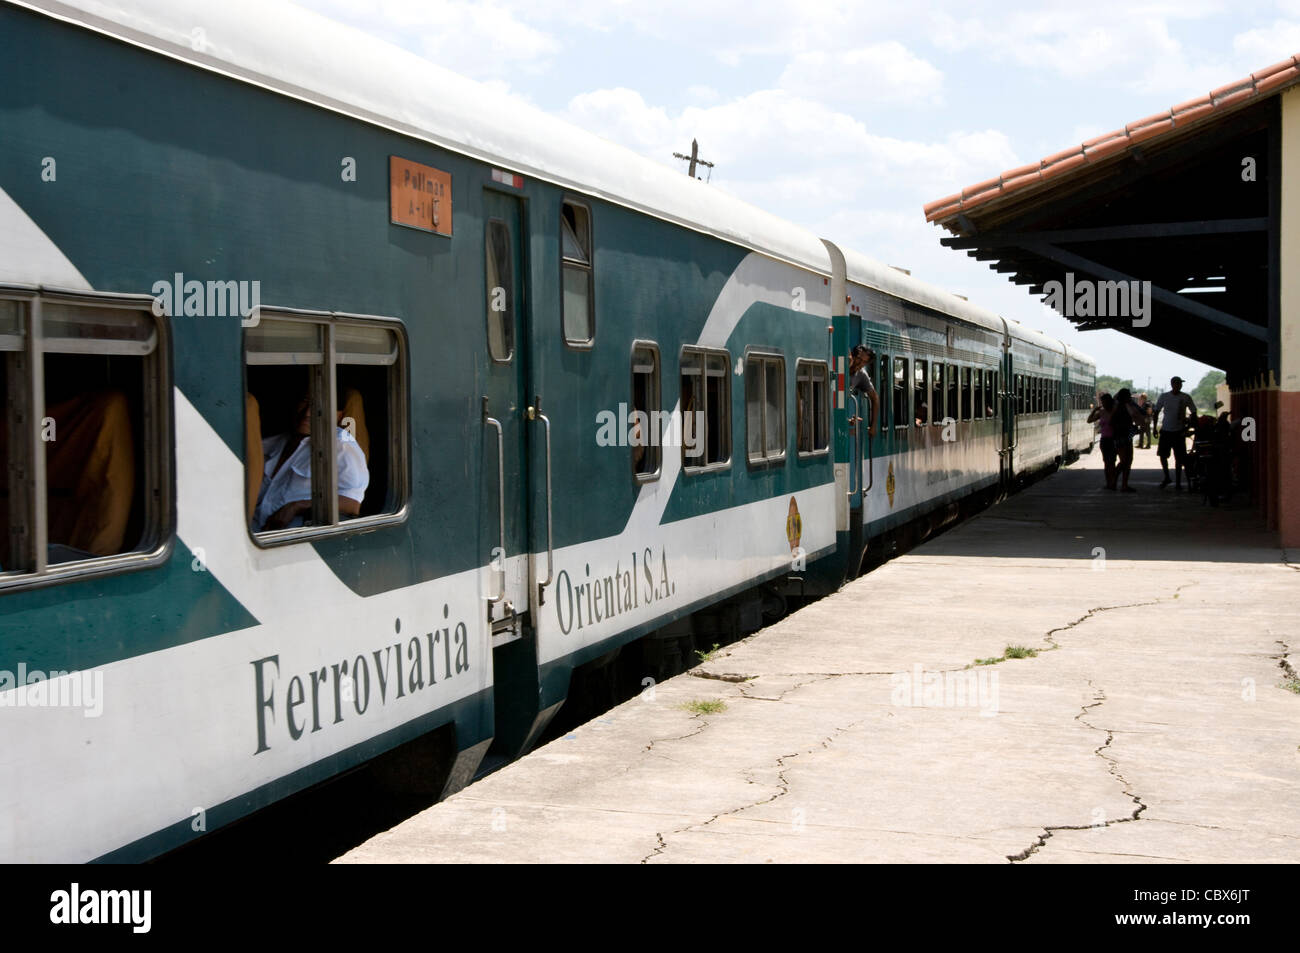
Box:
786, 497, 802, 551
887, 461, 896, 508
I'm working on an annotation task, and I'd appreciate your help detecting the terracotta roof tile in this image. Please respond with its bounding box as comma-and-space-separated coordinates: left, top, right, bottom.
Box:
1000, 170, 1042, 193
925, 52, 1300, 224
961, 175, 1002, 201
1252, 56, 1299, 83
1038, 152, 1088, 180
1256, 65, 1300, 94
1041, 145, 1084, 167
1001, 161, 1043, 180
1082, 135, 1129, 161
1126, 116, 1175, 143
1082, 129, 1125, 149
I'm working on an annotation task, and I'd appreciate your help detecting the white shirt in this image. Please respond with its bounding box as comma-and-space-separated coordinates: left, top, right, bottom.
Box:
1154, 390, 1197, 432
253, 427, 369, 531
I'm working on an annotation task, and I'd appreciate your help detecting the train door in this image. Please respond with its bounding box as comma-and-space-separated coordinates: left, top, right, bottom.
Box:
482, 190, 532, 631
1000, 350, 1017, 489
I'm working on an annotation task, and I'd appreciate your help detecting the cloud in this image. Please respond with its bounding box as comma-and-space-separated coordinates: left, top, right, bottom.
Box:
562, 86, 1018, 219
293, 0, 560, 79
778, 42, 945, 108
928, 2, 1238, 95
1233, 20, 1300, 67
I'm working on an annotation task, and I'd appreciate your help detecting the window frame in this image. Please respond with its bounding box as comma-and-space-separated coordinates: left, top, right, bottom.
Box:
0, 287, 174, 593
892, 356, 908, 431
630, 339, 661, 483
559, 196, 596, 350
485, 216, 516, 364
744, 348, 787, 467
680, 345, 731, 474
931, 361, 944, 425
795, 358, 830, 457
913, 359, 929, 427
244, 307, 410, 549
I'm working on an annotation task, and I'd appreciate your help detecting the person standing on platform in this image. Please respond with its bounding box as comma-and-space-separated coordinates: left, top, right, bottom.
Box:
1087, 392, 1117, 490
1153, 376, 1197, 490
1111, 388, 1144, 492
1135, 393, 1152, 449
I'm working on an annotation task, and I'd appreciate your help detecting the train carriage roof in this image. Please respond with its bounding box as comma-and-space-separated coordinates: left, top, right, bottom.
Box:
840, 246, 1007, 337
17, 0, 832, 275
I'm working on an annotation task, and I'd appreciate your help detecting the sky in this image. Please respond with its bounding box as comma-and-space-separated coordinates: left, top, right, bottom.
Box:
295, 0, 1300, 390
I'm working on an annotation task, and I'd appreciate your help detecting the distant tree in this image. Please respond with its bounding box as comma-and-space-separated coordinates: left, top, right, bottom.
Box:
1095, 374, 1134, 397
1191, 370, 1226, 412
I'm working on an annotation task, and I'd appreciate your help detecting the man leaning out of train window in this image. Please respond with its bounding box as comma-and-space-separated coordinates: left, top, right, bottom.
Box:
848, 345, 878, 437
253, 392, 369, 531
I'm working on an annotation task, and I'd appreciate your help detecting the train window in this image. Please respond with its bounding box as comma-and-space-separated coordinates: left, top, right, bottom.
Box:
795, 360, 829, 455
913, 361, 928, 426
931, 362, 944, 425
485, 219, 514, 361
959, 366, 971, 421
745, 351, 785, 465
1015, 374, 1024, 412
631, 343, 660, 481
946, 364, 958, 425
0, 291, 171, 590
681, 347, 730, 471
561, 200, 595, 346
878, 354, 890, 427
972, 368, 983, 420
246, 313, 408, 544
892, 357, 907, 429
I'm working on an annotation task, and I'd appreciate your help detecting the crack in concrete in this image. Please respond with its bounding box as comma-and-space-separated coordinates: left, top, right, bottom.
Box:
641, 717, 868, 863
690, 671, 754, 683
641, 718, 711, 754
1275, 640, 1297, 684
1007, 679, 1147, 863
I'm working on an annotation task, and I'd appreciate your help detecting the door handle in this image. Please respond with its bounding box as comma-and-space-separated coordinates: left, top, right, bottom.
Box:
483, 397, 505, 605
527, 399, 554, 596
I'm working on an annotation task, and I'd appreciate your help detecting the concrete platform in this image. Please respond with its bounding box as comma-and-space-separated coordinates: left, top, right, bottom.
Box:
338, 450, 1300, 864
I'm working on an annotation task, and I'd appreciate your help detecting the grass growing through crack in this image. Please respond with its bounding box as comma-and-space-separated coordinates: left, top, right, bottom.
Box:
1282, 678, 1300, 695
694, 642, 722, 663
681, 699, 727, 715
969, 645, 1040, 668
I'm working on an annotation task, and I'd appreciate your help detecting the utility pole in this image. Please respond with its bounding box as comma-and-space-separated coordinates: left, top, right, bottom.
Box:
673, 139, 715, 181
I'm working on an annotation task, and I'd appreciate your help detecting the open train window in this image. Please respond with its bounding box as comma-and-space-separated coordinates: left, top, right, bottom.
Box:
631, 342, 660, 481
959, 366, 971, 421
796, 360, 829, 455
0, 290, 171, 590
245, 312, 407, 545
984, 370, 994, 417
972, 368, 983, 420
931, 362, 944, 425
913, 361, 928, 427
946, 364, 958, 424
892, 357, 907, 430
681, 347, 729, 471
561, 199, 594, 346
1015, 374, 1024, 412
745, 351, 785, 465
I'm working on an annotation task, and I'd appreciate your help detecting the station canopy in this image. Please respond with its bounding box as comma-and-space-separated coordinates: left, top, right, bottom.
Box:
923, 56, 1300, 386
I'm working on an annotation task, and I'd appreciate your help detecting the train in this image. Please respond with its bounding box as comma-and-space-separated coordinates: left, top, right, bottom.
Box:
0, 0, 1094, 861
